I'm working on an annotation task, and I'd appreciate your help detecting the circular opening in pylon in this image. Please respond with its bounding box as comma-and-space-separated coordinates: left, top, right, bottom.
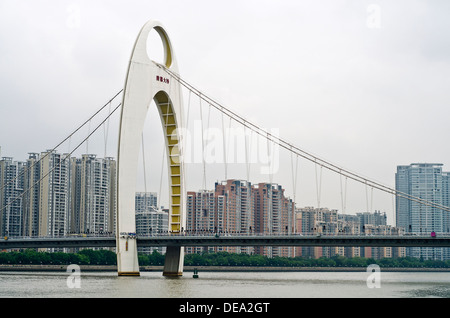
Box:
146, 27, 172, 68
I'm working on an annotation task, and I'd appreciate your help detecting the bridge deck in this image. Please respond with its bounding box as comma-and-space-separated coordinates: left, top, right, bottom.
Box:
2, 235, 450, 249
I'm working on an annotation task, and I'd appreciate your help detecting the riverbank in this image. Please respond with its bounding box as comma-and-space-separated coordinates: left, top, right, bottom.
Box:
2, 264, 450, 272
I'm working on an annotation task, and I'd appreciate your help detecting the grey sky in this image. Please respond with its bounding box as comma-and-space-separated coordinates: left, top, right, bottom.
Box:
1, 1, 449, 223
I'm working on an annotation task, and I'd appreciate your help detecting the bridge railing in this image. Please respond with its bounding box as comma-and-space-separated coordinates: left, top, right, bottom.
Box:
134, 231, 450, 238
4, 231, 450, 241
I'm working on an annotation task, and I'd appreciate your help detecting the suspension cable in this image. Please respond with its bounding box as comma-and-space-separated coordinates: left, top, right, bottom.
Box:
156, 63, 450, 213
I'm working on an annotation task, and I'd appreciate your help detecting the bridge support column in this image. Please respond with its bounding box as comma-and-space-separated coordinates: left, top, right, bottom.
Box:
117, 241, 140, 276
117, 237, 140, 276
163, 246, 184, 277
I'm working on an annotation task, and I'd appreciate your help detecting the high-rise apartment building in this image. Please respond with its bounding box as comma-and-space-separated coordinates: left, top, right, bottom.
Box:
186, 189, 216, 236
0, 157, 25, 237
356, 211, 387, 233
38, 150, 71, 238
135, 192, 167, 254
354, 210, 405, 259
22, 153, 41, 237
361, 223, 406, 259
337, 213, 361, 258
442, 172, 450, 228
297, 207, 404, 259
298, 207, 340, 258
395, 163, 450, 260
69, 155, 116, 235
215, 180, 254, 236
185, 180, 295, 257
253, 182, 295, 257
1, 149, 118, 243
135, 192, 158, 212
186, 181, 254, 254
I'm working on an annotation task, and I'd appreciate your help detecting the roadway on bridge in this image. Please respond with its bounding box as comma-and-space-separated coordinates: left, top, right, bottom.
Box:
2, 234, 450, 249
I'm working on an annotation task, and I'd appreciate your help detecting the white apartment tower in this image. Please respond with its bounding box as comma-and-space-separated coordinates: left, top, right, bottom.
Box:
23, 153, 41, 237
135, 192, 168, 254
70, 155, 116, 235
0, 157, 25, 237
396, 163, 450, 260
38, 150, 70, 237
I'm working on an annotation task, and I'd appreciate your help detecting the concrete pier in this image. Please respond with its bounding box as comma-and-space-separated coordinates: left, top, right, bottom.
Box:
163, 246, 184, 276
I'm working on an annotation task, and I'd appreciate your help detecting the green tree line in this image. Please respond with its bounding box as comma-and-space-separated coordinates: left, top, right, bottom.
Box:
2, 249, 450, 268
0, 249, 116, 265
183, 252, 450, 268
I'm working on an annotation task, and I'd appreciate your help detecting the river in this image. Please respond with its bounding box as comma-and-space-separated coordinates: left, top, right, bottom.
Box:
1, 270, 450, 298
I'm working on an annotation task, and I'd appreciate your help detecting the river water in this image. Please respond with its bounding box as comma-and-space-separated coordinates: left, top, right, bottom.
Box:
1, 270, 450, 298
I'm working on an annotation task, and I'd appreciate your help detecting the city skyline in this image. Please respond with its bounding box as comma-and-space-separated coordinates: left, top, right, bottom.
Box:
1, 149, 409, 262
3, 147, 450, 225
1, 1, 450, 226
0, 151, 117, 238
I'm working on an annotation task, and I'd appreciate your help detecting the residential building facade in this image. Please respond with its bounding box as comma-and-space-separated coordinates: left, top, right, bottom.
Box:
396, 163, 450, 260
185, 180, 295, 257
0, 157, 25, 237
135, 192, 168, 254
69, 155, 116, 235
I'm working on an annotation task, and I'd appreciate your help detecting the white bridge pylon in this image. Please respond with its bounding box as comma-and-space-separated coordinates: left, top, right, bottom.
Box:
116, 20, 185, 276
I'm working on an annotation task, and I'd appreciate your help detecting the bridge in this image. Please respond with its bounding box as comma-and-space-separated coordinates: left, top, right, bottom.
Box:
3, 234, 450, 250
2, 19, 450, 277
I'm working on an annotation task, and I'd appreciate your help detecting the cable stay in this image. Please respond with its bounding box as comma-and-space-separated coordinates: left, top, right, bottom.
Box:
183, 90, 192, 162
339, 173, 348, 214
244, 124, 252, 182
365, 181, 369, 213
155, 62, 450, 214
86, 119, 91, 154
205, 103, 212, 171
158, 138, 166, 211
0, 89, 123, 195
221, 109, 228, 180
181, 89, 191, 209
67, 135, 72, 155
225, 116, 233, 179
198, 95, 207, 190
290, 150, 299, 205
370, 186, 374, 213
1, 101, 122, 215
363, 180, 375, 213
315, 162, 323, 209
158, 100, 173, 210
266, 134, 274, 185
391, 194, 396, 225
103, 100, 112, 158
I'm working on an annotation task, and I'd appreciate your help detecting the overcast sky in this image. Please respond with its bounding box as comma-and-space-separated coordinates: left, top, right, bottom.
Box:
1, 0, 449, 222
